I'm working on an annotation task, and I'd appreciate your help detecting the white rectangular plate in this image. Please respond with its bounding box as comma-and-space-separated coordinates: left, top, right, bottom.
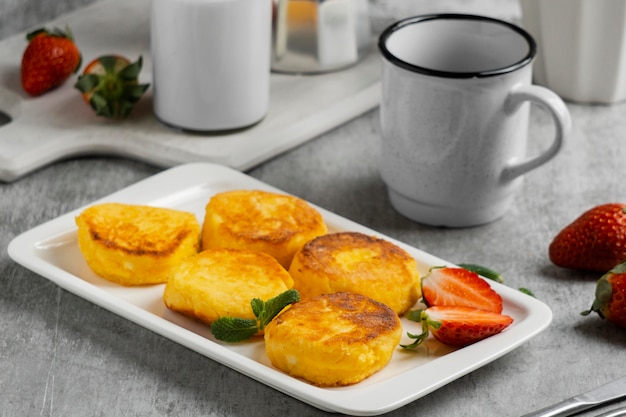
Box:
8, 163, 552, 416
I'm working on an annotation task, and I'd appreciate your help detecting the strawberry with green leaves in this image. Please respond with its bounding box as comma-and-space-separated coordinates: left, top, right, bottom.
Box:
582, 260, 626, 328
74, 55, 149, 118
421, 266, 503, 314
549, 203, 626, 272
21, 26, 81, 96
403, 306, 514, 348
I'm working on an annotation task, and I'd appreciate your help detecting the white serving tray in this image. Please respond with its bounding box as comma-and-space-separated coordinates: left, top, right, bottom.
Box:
8, 162, 553, 416
0, 0, 381, 182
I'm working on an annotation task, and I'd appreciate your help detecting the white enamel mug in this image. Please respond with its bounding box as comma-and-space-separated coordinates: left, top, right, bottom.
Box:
151, 0, 270, 131
378, 14, 571, 227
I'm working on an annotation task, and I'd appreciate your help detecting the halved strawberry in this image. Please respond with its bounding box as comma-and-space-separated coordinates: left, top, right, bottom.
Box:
421, 266, 503, 314
74, 55, 149, 118
403, 306, 514, 348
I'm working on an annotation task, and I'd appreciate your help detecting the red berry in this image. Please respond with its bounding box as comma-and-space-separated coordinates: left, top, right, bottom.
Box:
403, 306, 513, 348
582, 260, 626, 328
421, 267, 503, 313
549, 203, 626, 272
21, 27, 81, 96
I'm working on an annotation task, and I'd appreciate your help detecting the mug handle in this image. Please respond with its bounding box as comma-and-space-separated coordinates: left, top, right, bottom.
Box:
501, 84, 571, 182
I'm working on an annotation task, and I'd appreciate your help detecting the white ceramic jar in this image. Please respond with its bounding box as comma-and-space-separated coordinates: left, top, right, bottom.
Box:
520, 0, 626, 104
152, 0, 271, 131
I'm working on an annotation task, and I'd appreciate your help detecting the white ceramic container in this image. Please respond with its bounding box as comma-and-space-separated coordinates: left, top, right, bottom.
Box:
520, 0, 626, 104
151, 0, 271, 131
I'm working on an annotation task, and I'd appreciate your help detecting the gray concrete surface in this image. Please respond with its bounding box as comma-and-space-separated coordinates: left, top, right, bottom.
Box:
2, 1, 626, 416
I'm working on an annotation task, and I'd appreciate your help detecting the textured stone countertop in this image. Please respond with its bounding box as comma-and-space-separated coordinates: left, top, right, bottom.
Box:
2, 1, 626, 416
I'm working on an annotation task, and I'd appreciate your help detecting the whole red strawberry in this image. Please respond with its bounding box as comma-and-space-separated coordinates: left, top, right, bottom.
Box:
21, 27, 81, 96
581, 260, 626, 328
549, 203, 626, 272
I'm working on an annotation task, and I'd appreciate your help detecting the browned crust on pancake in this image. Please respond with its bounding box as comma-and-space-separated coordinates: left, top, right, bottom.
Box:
75, 203, 200, 285
202, 190, 327, 268
289, 232, 420, 314
264, 292, 402, 386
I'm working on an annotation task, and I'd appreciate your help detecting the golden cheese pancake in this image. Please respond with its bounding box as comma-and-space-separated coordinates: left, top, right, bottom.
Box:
163, 248, 293, 326
76, 203, 200, 286
264, 292, 402, 387
201, 190, 327, 269
288, 232, 420, 314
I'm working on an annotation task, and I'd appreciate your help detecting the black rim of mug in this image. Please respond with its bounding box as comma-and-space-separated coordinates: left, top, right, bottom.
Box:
378, 14, 537, 79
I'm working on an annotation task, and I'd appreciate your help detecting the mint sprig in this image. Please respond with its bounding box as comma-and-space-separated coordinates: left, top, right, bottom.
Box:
210, 317, 259, 342
211, 289, 300, 343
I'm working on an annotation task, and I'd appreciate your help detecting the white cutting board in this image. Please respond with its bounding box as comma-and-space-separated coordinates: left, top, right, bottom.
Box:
0, 0, 381, 182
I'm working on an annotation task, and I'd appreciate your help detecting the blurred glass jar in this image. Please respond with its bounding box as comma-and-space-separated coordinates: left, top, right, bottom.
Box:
520, 0, 626, 104
271, 0, 372, 74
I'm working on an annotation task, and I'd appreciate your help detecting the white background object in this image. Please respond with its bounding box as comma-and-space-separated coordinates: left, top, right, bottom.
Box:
520, 0, 626, 104
152, 0, 271, 131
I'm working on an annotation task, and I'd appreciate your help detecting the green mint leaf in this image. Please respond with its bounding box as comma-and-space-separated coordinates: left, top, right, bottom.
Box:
250, 298, 264, 318
257, 289, 300, 329
458, 263, 504, 283
209, 289, 300, 343
211, 317, 259, 343
518, 287, 536, 298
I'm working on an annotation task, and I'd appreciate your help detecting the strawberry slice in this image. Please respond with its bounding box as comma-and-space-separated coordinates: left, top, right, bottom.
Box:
403, 306, 514, 348
421, 267, 503, 314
